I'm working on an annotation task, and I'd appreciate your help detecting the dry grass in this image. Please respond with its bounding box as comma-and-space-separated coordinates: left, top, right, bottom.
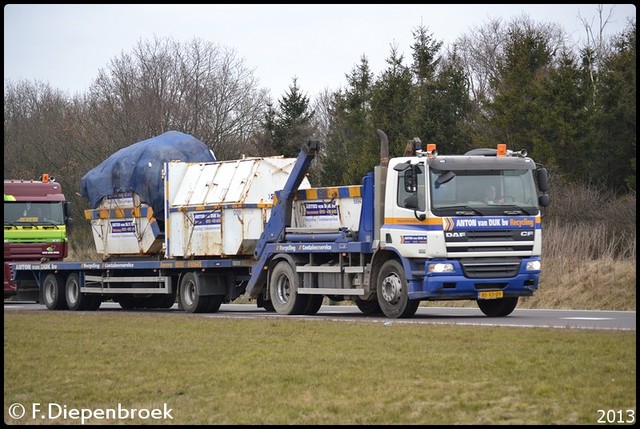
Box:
522, 257, 636, 310
432, 184, 636, 311
534, 182, 636, 311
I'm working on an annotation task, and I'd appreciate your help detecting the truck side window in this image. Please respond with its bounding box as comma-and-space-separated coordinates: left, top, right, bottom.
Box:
397, 166, 425, 211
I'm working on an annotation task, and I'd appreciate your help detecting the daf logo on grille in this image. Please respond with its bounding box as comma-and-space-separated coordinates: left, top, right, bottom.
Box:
445, 232, 466, 238
520, 231, 534, 237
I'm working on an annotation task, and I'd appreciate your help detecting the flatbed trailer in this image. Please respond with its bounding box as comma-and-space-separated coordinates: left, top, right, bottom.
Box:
10, 257, 253, 312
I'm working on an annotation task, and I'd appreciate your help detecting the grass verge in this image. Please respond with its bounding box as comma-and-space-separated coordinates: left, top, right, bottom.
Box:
4, 311, 636, 425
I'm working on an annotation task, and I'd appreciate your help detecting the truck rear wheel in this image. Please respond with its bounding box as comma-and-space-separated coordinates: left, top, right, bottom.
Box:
477, 297, 518, 317
179, 272, 211, 313
158, 288, 177, 309
269, 260, 309, 315
117, 296, 138, 309
303, 295, 323, 315
42, 273, 67, 310
376, 259, 419, 319
65, 273, 101, 311
206, 295, 224, 313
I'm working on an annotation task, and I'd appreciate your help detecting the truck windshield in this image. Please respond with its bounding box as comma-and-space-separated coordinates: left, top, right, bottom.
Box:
429, 169, 539, 216
4, 202, 65, 226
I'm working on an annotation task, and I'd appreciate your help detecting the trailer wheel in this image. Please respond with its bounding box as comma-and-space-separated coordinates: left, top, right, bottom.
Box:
477, 297, 518, 317
179, 272, 210, 313
355, 297, 382, 315
42, 273, 67, 310
376, 259, 419, 319
116, 296, 138, 309
65, 273, 99, 311
269, 261, 309, 315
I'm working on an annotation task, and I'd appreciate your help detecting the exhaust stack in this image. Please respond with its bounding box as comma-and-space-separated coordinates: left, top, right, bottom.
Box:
374, 129, 389, 245
377, 129, 389, 167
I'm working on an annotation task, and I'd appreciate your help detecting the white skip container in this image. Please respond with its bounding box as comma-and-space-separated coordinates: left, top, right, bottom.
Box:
165, 156, 311, 258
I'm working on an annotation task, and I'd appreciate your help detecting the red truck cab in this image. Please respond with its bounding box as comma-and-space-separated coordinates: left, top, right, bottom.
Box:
4, 175, 72, 300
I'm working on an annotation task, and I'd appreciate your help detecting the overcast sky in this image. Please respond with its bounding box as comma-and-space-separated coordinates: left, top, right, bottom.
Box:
4, 4, 636, 100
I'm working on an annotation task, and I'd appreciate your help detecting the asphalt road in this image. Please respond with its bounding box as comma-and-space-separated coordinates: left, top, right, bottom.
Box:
4, 301, 635, 331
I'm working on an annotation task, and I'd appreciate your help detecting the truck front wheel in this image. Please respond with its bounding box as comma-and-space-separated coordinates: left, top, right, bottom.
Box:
477, 297, 518, 317
269, 261, 309, 315
355, 297, 382, 315
376, 260, 419, 319
42, 273, 67, 310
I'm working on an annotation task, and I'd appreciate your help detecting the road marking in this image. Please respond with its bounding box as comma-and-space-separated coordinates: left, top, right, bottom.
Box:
561, 317, 613, 321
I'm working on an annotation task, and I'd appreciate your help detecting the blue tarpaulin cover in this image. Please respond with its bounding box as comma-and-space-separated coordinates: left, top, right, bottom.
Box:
81, 131, 216, 219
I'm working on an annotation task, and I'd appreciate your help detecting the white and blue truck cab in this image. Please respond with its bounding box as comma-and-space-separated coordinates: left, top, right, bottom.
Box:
247, 130, 550, 319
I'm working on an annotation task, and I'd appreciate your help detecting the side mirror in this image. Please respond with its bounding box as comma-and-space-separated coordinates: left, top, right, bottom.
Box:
393, 161, 411, 172
539, 194, 551, 207
404, 194, 425, 221
404, 194, 418, 209
63, 201, 74, 231
536, 167, 549, 193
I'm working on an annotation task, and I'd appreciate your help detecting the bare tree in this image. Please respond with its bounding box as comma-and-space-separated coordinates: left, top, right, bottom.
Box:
453, 17, 505, 104
4, 80, 71, 178
578, 4, 618, 103
85, 36, 269, 160
453, 14, 567, 104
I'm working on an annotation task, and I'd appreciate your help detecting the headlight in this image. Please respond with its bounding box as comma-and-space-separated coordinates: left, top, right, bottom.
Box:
428, 263, 454, 273
526, 260, 541, 271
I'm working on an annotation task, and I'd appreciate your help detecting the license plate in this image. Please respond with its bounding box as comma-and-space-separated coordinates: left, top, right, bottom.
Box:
479, 290, 503, 299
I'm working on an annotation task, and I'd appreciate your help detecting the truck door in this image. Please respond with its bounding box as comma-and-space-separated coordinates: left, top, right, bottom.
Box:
381, 163, 431, 258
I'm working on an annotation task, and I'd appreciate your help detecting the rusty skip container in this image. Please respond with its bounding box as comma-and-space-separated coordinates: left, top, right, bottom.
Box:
85, 193, 163, 258
165, 156, 311, 258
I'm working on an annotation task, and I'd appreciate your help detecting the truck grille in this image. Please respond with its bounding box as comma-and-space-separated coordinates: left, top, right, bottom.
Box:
459, 258, 521, 279
444, 229, 534, 254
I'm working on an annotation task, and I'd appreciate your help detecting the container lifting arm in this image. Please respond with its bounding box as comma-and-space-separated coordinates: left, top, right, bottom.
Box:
245, 139, 319, 297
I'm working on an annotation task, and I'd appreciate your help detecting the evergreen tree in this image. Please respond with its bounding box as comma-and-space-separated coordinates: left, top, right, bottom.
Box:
410, 23, 442, 85
591, 23, 636, 192
535, 49, 589, 182
321, 56, 377, 186
260, 77, 315, 158
427, 50, 474, 155
486, 25, 554, 157
408, 25, 473, 154
370, 45, 414, 158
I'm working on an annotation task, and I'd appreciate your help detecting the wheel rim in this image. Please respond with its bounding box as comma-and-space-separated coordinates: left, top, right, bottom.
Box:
67, 278, 79, 305
44, 282, 55, 304
183, 281, 196, 307
380, 272, 402, 304
275, 274, 291, 304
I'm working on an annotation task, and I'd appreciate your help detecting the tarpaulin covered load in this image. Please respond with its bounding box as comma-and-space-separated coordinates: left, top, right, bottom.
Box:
81, 131, 216, 220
